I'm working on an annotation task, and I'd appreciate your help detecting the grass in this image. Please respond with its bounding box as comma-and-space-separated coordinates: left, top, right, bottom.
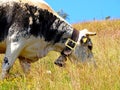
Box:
0, 19, 120, 90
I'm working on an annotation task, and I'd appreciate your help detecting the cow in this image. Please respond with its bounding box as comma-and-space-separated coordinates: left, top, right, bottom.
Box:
0, 0, 96, 79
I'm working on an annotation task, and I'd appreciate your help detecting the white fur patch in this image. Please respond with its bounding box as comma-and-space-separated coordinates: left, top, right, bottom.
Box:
20, 36, 50, 61
77, 29, 88, 44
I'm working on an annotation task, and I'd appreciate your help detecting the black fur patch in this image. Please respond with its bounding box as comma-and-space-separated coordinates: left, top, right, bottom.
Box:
0, 2, 29, 42
0, 2, 72, 43
4, 57, 9, 65
27, 6, 68, 43
0, 6, 9, 41
24, 3, 72, 43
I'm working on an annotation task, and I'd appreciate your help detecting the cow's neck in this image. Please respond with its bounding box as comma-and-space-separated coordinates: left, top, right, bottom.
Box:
27, 6, 74, 44
49, 15, 80, 53
50, 17, 74, 41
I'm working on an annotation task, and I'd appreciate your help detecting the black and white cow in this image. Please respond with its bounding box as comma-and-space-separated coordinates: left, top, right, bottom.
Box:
0, 0, 96, 79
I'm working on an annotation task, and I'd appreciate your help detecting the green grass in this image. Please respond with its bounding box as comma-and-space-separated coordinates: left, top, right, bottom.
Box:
0, 19, 120, 90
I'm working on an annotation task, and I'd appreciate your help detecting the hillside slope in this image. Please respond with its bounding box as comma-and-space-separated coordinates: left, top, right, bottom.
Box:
0, 20, 120, 90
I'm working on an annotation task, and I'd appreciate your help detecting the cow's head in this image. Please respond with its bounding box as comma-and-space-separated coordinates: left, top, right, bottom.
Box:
54, 29, 96, 67
69, 29, 96, 63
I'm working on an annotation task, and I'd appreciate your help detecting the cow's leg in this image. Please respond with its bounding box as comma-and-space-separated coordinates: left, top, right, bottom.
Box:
19, 58, 31, 74
1, 41, 25, 79
1, 23, 27, 79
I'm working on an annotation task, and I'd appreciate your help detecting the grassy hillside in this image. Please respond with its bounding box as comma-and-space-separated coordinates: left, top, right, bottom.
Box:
0, 20, 120, 90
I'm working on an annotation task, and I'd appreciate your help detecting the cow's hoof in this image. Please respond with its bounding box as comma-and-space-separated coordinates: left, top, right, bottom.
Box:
0, 75, 3, 80
54, 60, 66, 67
0, 74, 8, 80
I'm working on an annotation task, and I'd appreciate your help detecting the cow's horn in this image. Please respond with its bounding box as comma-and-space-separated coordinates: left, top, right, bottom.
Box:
86, 31, 96, 36
83, 29, 96, 36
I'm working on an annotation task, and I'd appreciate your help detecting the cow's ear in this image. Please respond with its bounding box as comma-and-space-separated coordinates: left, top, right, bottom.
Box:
82, 37, 88, 43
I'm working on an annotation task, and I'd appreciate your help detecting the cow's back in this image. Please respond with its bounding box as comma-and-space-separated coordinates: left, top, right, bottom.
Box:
0, 0, 72, 53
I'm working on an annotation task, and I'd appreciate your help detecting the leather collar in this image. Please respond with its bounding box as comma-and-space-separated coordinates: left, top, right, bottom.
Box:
54, 29, 79, 67
61, 29, 79, 57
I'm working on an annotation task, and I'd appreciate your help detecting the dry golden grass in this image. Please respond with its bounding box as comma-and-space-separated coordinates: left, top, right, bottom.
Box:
0, 19, 120, 90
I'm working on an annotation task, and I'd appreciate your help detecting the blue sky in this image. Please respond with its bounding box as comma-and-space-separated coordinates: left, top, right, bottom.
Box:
45, 0, 120, 23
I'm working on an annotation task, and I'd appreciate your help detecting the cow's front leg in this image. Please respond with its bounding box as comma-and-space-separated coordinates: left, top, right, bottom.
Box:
1, 30, 27, 80
19, 57, 31, 74
1, 40, 25, 79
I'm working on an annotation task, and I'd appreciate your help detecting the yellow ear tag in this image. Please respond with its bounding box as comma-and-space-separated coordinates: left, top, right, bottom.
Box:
83, 38, 87, 43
